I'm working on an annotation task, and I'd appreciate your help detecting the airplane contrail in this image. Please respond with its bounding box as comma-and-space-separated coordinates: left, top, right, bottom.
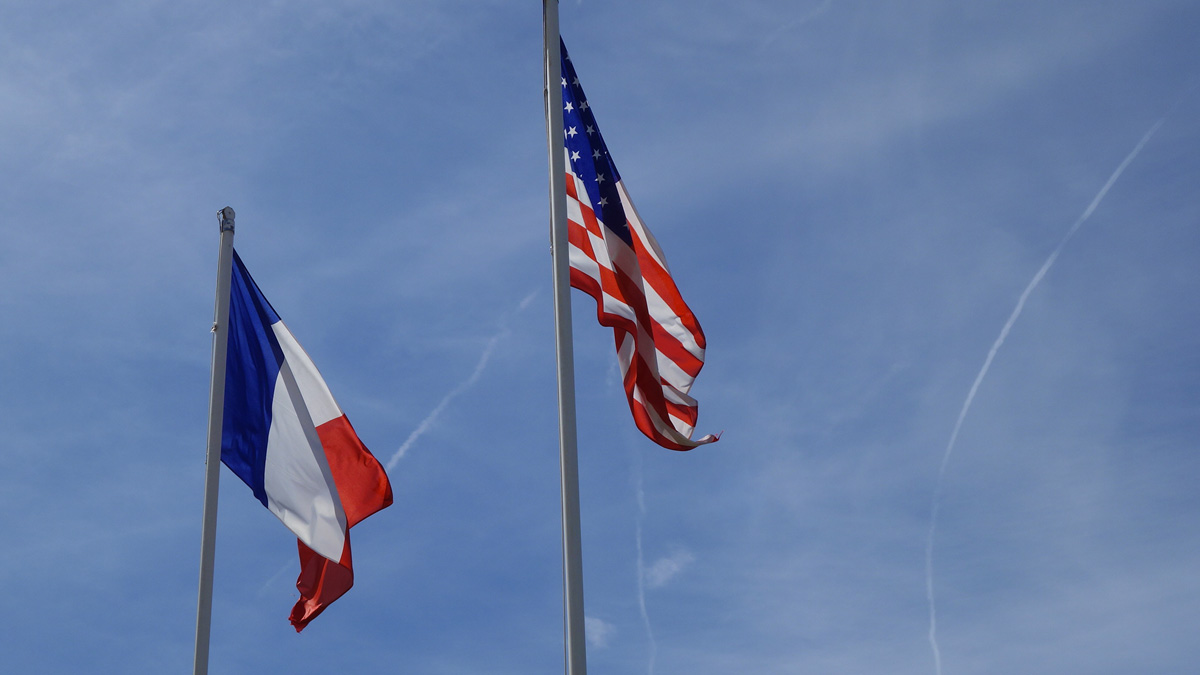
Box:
257, 558, 295, 598
633, 450, 658, 675
760, 0, 833, 49
924, 115, 1168, 675
386, 291, 537, 471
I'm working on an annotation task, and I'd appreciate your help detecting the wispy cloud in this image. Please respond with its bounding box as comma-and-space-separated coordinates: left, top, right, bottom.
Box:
644, 549, 696, 590
924, 113, 1170, 675
585, 616, 616, 649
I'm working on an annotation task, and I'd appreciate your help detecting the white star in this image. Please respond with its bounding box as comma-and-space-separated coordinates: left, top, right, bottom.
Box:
567, 126, 578, 138
570, 150, 581, 162
561, 77, 567, 87
586, 125, 595, 135
596, 172, 606, 184
565, 102, 574, 113
593, 149, 602, 159
580, 101, 589, 111
573, 77, 579, 86
599, 197, 609, 207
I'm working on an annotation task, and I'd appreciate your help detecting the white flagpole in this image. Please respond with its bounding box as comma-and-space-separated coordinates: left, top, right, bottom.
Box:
192, 206, 236, 675
543, 2, 588, 674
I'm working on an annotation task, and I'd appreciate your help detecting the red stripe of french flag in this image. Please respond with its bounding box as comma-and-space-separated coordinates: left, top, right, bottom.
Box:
290, 414, 392, 630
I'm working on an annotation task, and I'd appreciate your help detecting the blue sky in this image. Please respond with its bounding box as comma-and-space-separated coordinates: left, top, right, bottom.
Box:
2, 1, 1199, 673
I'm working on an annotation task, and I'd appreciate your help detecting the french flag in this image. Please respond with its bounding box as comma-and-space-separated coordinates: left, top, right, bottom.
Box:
221, 250, 393, 631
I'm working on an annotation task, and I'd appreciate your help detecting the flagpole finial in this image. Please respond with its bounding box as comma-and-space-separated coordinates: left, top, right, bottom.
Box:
218, 207, 236, 233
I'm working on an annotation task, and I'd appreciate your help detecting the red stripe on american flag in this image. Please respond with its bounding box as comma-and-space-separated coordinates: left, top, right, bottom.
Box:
565, 176, 714, 450
568, 219, 600, 264
576, 232, 703, 380
567, 184, 704, 379
570, 218, 683, 444
607, 260, 703, 379
628, 224, 706, 350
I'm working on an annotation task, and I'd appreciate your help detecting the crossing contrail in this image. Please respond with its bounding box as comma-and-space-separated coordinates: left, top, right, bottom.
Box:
924, 115, 1168, 675
386, 291, 537, 470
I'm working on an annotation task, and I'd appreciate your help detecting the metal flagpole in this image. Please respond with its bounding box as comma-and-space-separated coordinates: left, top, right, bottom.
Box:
192, 206, 236, 675
543, 2, 588, 674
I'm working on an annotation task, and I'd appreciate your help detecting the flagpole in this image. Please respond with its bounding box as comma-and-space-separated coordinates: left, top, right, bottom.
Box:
543, 2, 588, 674
193, 206, 236, 675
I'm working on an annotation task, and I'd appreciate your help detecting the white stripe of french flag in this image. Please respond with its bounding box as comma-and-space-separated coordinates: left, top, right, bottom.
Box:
221, 250, 392, 631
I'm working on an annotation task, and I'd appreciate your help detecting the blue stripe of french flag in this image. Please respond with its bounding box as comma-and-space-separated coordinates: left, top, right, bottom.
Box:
221, 250, 392, 631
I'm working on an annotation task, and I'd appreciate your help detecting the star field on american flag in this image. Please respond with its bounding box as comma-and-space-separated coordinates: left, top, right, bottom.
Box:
560, 48, 632, 245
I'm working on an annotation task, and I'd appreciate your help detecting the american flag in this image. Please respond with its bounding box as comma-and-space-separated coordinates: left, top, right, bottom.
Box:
559, 39, 718, 451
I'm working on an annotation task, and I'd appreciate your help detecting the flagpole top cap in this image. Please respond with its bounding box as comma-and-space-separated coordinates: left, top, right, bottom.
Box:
218, 206, 235, 232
